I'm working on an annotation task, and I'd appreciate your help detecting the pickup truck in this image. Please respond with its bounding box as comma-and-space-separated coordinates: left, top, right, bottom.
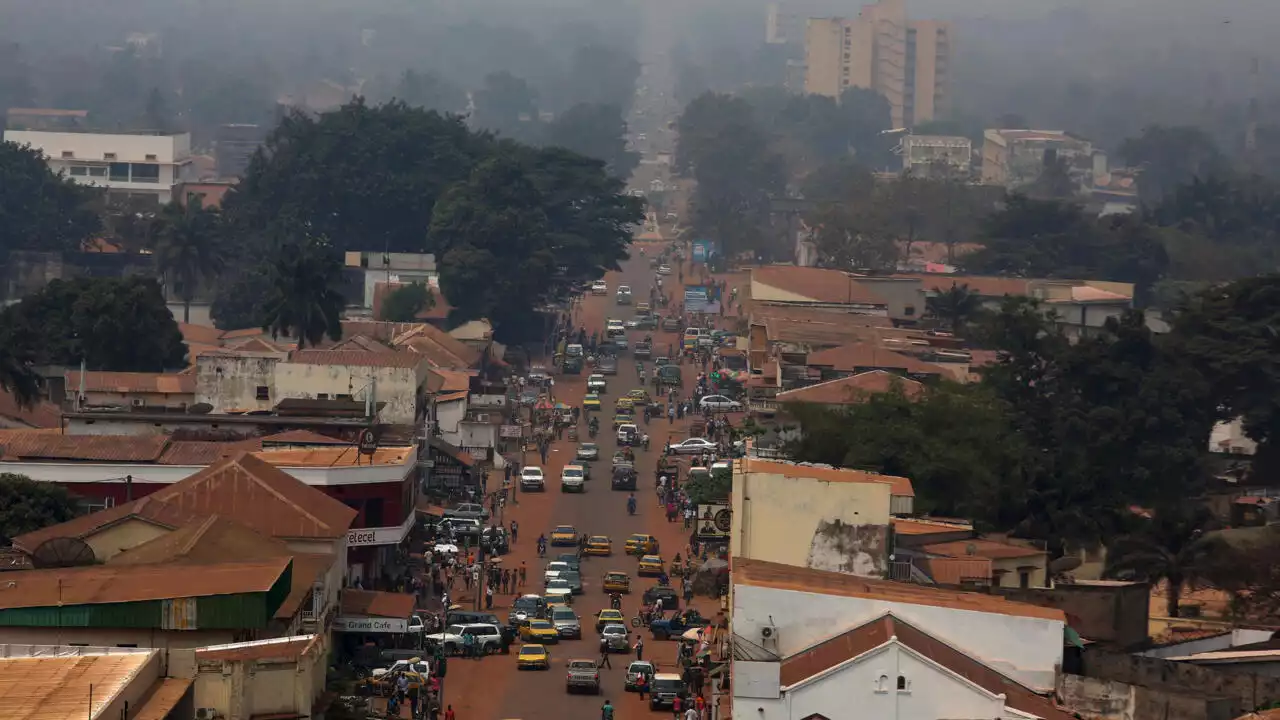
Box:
634, 340, 652, 359
566, 659, 601, 694
649, 610, 711, 641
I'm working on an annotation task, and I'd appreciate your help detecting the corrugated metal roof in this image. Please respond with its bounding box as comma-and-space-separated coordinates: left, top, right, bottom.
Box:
13, 496, 204, 553
923, 539, 1046, 560
157, 438, 263, 465
922, 557, 994, 585
776, 370, 924, 405
806, 343, 944, 376
741, 457, 914, 497
0, 433, 170, 463
196, 634, 321, 662
340, 589, 416, 618
752, 266, 889, 306
0, 390, 61, 429
254, 446, 411, 468
0, 653, 153, 720
65, 371, 195, 395
288, 349, 427, 369
132, 677, 194, 720
260, 429, 350, 446
0, 558, 289, 608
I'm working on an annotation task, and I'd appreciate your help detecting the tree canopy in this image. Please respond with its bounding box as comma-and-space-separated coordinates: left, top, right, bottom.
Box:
543, 103, 639, 180
0, 140, 101, 255
0, 473, 81, 545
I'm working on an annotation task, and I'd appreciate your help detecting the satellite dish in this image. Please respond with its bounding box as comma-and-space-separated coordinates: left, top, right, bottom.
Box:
31, 537, 97, 569
1048, 556, 1083, 574
964, 543, 978, 556
187, 402, 213, 415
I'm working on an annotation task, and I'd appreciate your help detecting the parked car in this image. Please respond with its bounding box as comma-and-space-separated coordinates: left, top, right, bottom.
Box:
667, 438, 716, 455
443, 502, 489, 522
591, 280, 608, 295
425, 623, 503, 655
699, 395, 743, 412
598, 357, 618, 375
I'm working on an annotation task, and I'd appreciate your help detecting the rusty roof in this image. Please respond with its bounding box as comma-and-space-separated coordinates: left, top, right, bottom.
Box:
733, 557, 1065, 621
740, 457, 914, 497
157, 438, 263, 465
288, 349, 428, 370
429, 369, 474, 394
223, 337, 290, 353
393, 323, 483, 369
921, 557, 994, 585
892, 518, 973, 535
196, 634, 322, 663
0, 558, 289, 608
177, 322, 223, 346
329, 334, 395, 353
13, 496, 204, 553
65, 371, 195, 396
923, 539, 1047, 561
147, 452, 357, 540
132, 678, 194, 720
260, 429, 350, 446
806, 343, 944, 376
780, 614, 1073, 719
776, 371, 924, 405
0, 652, 154, 720
0, 433, 170, 463
896, 273, 1033, 298
752, 266, 889, 306
341, 589, 416, 618
751, 305, 895, 328
254, 446, 412, 468
0, 391, 61, 429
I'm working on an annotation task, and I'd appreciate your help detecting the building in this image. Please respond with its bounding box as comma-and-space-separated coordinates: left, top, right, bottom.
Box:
213, 123, 266, 179
775, 370, 925, 407
980, 129, 1100, 193
732, 558, 1069, 715
64, 370, 195, 411
751, 266, 890, 315
2, 129, 193, 205
900, 134, 971, 176
805, 343, 944, 381
4, 108, 90, 132
345, 251, 439, 311
0, 644, 193, 720
731, 457, 913, 579
194, 635, 328, 720
803, 0, 951, 128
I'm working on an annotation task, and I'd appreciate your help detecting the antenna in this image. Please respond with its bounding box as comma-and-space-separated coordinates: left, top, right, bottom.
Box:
1246, 55, 1260, 158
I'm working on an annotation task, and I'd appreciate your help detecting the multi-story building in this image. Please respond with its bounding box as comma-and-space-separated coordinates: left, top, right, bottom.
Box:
2, 129, 193, 205
980, 128, 1100, 192
803, 0, 951, 127
901, 134, 971, 176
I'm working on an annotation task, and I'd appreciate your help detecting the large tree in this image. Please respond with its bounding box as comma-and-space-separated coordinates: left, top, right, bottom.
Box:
0, 474, 81, 545
543, 103, 639, 180
0, 141, 101, 255
471, 71, 541, 143
0, 277, 187, 371
258, 232, 346, 349
152, 198, 227, 323
1105, 508, 1222, 618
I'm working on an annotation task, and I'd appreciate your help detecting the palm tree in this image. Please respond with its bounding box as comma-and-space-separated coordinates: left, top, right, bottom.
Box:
152, 198, 226, 323
925, 283, 983, 332
259, 234, 346, 349
0, 344, 42, 408
1104, 507, 1221, 618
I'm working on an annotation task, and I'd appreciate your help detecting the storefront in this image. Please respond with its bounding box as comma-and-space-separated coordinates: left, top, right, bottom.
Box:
334, 589, 421, 657
423, 436, 479, 497
345, 510, 417, 590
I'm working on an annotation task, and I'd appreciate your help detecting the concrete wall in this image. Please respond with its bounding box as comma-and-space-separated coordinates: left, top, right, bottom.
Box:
434, 398, 467, 446
0, 626, 237, 678
75, 388, 194, 410
1142, 629, 1274, 659
195, 641, 328, 720
86, 518, 173, 561
1057, 673, 1240, 720
733, 583, 1065, 691
995, 582, 1150, 649
195, 353, 286, 413
101, 648, 164, 720
1085, 648, 1280, 711
852, 278, 924, 323
274, 362, 424, 425
732, 471, 892, 577
990, 555, 1048, 589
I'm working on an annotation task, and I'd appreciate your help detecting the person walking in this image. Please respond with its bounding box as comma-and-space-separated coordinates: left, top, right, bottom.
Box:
671, 693, 683, 720
637, 673, 650, 701
601, 700, 615, 720
444, 705, 456, 720
634, 636, 645, 661
599, 647, 613, 669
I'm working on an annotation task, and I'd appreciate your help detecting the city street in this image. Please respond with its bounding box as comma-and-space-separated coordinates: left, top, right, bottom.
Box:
439, 242, 723, 720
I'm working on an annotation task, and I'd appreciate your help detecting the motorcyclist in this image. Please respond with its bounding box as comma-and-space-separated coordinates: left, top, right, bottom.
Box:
627, 493, 637, 515
610, 592, 623, 610
642, 433, 650, 450
537, 534, 547, 557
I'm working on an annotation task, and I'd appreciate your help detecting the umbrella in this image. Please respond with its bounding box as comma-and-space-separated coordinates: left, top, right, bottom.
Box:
681, 627, 704, 641
433, 543, 459, 553
536, 399, 554, 410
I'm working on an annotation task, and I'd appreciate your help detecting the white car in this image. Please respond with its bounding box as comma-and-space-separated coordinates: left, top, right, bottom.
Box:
588, 374, 607, 392
425, 623, 503, 654
591, 280, 608, 295
544, 561, 570, 584
371, 658, 430, 679
561, 465, 586, 493
668, 437, 716, 455
600, 623, 631, 652
656, 265, 672, 276
617, 423, 639, 444
699, 395, 743, 412
521, 466, 546, 491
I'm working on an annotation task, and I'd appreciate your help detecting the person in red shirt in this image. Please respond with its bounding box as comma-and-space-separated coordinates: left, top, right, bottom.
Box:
696, 695, 706, 719
444, 705, 456, 720
671, 694, 682, 720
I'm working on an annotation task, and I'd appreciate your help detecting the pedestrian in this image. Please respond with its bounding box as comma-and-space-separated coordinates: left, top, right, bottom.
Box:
519, 562, 527, 587
637, 673, 649, 700
635, 636, 644, 661
672, 694, 683, 720
486, 584, 494, 609
396, 673, 409, 704
601, 700, 615, 720
444, 705, 456, 720
510, 520, 518, 543
685, 704, 699, 720
408, 684, 420, 717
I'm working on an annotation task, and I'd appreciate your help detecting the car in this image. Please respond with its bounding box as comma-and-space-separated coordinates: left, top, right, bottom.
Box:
583, 393, 602, 412
550, 606, 582, 639
595, 609, 626, 632
636, 302, 651, 314
625, 533, 660, 555
544, 561, 571, 584
611, 413, 633, 430
699, 394, 743, 412
626, 389, 652, 405
527, 365, 550, 383
438, 517, 482, 538
509, 594, 549, 626
566, 658, 601, 693
560, 570, 583, 595
561, 465, 586, 493
587, 374, 608, 392
598, 356, 618, 375
656, 264, 672, 275
545, 586, 574, 608
443, 502, 489, 522
637, 554, 665, 577
591, 280, 608, 295
611, 463, 637, 491
667, 438, 716, 455
625, 660, 656, 691
612, 335, 629, 349
370, 658, 431, 681
555, 553, 581, 571
643, 585, 681, 610
520, 466, 546, 491
584, 535, 612, 556
661, 316, 681, 332
549, 525, 578, 546
603, 570, 631, 594
617, 423, 639, 445
600, 623, 630, 653
521, 619, 561, 644
615, 396, 636, 411
649, 673, 687, 709
576, 443, 600, 461
566, 343, 584, 358
616, 286, 633, 305
517, 644, 551, 670
425, 623, 504, 655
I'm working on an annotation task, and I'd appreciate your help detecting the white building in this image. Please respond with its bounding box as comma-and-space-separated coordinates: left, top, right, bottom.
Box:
732, 558, 1071, 720
3, 129, 193, 205
901, 135, 971, 177
344, 251, 438, 310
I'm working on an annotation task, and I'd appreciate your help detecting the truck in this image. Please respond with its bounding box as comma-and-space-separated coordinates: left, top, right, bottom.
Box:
566, 659, 602, 694
649, 609, 711, 641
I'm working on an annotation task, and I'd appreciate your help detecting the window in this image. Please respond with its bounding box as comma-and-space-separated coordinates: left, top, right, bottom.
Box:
88, 166, 106, 177
337, 393, 352, 401
68, 643, 89, 647
61, 150, 74, 158
108, 162, 130, 182
904, 305, 916, 316
69, 166, 87, 176
145, 153, 157, 161
1020, 570, 1031, 588
104, 152, 117, 160
875, 674, 890, 693
316, 393, 329, 400
255, 385, 270, 400
116, 643, 138, 648
897, 675, 910, 692
130, 163, 160, 183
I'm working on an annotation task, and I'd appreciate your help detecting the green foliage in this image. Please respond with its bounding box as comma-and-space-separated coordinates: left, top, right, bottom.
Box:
544, 103, 639, 180
210, 265, 271, 331
925, 284, 984, 332
1104, 507, 1222, 618
0, 141, 102, 255
685, 467, 732, 504
379, 282, 435, 323
258, 232, 346, 349
0, 277, 187, 371
557, 45, 641, 114
809, 203, 899, 272
152, 198, 227, 324
0, 473, 81, 544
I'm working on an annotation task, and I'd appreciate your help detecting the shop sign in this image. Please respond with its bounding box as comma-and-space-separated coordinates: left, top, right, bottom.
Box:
335, 616, 408, 633
346, 512, 415, 547
696, 503, 732, 539
500, 425, 524, 438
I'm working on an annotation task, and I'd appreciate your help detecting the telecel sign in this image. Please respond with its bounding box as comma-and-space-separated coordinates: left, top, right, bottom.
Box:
335, 616, 408, 633
346, 512, 415, 547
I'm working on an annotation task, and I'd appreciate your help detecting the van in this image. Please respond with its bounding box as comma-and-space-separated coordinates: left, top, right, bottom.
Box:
682, 327, 702, 350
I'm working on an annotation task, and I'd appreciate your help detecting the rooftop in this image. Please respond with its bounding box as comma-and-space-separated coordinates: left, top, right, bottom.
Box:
780, 613, 1072, 720
1050, 285, 1133, 303
132, 677, 194, 720
341, 589, 416, 618
254, 446, 413, 468
196, 634, 322, 663
0, 390, 61, 429
891, 517, 974, 535
775, 370, 924, 405
260, 429, 350, 446
805, 343, 944, 376
0, 649, 155, 720
429, 369, 475, 394
740, 457, 915, 497
390, 323, 483, 369
65, 370, 195, 396
752, 266, 889, 306
288, 349, 428, 370
733, 557, 1065, 621
0, 558, 289, 609
14, 495, 203, 553
923, 539, 1047, 561
896, 273, 1032, 298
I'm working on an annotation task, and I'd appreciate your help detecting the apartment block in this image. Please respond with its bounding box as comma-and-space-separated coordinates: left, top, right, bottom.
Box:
803, 0, 951, 127
3, 128, 193, 205
981, 128, 1098, 192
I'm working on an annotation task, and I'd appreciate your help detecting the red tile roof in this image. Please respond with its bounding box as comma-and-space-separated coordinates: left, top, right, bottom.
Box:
740, 457, 914, 497
923, 539, 1047, 561
779, 614, 1073, 720
806, 343, 944, 376
733, 557, 1064, 621
341, 589, 417, 618
288, 349, 428, 370
65, 371, 196, 396
752, 266, 889, 306
328, 334, 395, 353
776, 370, 924, 405
147, 452, 358, 540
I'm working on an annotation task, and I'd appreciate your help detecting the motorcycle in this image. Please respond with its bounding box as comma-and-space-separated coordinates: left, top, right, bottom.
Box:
588, 422, 599, 439
537, 540, 547, 557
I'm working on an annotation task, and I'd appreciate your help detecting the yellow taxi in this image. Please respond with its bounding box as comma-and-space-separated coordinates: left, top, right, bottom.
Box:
521, 619, 561, 644
517, 644, 550, 670
637, 554, 665, 577
595, 608, 626, 632
602, 571, 631, 593
625, 533, 660, 555
583, 393, 601, 411
612, 414, 633, 430
549, 525, 578, 546
584, 535, 613, 556
615, 397, 635, 411
626, 389, 652, 405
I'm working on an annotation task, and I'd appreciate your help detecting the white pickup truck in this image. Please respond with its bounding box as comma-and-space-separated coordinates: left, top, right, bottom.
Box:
566, 658, 601, 694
